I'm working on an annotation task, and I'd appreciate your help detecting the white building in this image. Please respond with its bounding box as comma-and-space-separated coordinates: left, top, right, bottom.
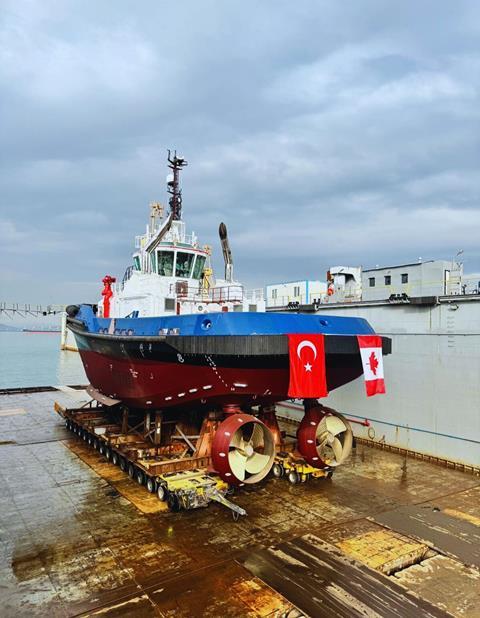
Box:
361, 260, 463, 302
266, 280, 327, 308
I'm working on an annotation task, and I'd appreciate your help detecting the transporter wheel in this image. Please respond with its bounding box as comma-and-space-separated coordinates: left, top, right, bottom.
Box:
135, 469, 145, 485
99, 443, 106, 455
119, 457, 127, 472
87, 434, 94, 446
326, 470, 334, 479
128, 463, 135, 479
167, 492, 181, 513
112, 452, 119, 466
288, 470, 299, 485
272, 463, 284, 478
146, 477, 156, 494
157, 483, 168, 502
105, 448, 113, 461
93, 438, 100, 450
65, 419, 71, 430
82, 430, 88, 441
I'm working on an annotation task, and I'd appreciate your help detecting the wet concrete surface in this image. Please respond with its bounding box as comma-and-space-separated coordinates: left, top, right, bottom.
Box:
0, 390, 479, 617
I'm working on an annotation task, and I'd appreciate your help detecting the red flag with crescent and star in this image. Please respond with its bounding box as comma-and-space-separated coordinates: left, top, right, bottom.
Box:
357, 335, 386, 396
288, 334, 328, 398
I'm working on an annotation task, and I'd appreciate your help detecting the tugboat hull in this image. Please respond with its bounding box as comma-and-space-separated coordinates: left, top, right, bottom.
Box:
68, 309, 391, 409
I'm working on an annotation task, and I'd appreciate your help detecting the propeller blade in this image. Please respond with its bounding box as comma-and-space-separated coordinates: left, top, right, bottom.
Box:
245, 452, 271, 475
325, 415, 347, 436
250, 423, 265, 449
316, 432, 329, 448
229, 429, 245, 450
228, 449, 247, 481
332, 437, 344, 463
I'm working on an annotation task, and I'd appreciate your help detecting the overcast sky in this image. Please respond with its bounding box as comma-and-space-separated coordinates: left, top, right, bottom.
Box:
1, 1, 479, 305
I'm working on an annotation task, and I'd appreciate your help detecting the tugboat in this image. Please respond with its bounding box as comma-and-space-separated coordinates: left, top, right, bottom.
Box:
66, 153, 391, 487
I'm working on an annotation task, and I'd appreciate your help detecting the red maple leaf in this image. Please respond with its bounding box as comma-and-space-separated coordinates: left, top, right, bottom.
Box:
368, 351, 378, 375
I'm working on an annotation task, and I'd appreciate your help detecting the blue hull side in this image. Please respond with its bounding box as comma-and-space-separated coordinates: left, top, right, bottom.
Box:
73, 305, 375, 337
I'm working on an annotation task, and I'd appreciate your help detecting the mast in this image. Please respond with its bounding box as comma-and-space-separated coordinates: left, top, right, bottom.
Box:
167, 150, 188, 221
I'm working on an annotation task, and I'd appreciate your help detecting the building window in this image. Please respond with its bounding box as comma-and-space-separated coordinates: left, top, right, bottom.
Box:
272, 289, 277, 299
401, 273, 408, 284
384, 275, 391, 286
369, 277, 375, 287
293, 285, 300, 297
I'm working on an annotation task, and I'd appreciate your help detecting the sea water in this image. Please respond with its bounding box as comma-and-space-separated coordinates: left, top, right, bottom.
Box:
0, 332, 86, 389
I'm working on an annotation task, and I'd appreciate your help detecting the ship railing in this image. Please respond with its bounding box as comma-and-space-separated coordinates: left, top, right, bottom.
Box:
170, 283, 244, 303
135, 234, 147, 249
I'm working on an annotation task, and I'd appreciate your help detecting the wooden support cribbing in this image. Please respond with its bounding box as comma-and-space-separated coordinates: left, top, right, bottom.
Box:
145, 412, 151, 440
154, 411, 162, 445
121, 406, 129, 434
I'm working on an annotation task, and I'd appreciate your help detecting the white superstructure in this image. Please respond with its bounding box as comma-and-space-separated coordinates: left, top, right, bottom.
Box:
98, 153, 264, 318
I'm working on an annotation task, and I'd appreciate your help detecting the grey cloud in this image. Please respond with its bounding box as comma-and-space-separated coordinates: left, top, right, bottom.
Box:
1, 0, 479, 304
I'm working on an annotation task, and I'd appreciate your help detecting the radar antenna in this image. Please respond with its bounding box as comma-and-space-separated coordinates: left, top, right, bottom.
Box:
167, 150, 188, 221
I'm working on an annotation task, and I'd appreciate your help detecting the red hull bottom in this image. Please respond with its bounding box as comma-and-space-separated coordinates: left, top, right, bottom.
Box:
79, 350, 362, 409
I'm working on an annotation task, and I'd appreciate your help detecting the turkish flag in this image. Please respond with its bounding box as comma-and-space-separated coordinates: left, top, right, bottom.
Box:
357, 335, 386, 396
288, 334, 328, 398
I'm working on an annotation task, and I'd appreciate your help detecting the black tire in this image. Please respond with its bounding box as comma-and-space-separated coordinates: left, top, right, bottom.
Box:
167, 492, 181, 512
99, 443, 106, 455
65, 419, 71, 430
272, 463, 284, 478
119, 457, 127, 472
326, 470, 334, 479
112, 452, 119, 466
157, 483, 168, 502
128, 463, 135, 479
135, 469, 145, 485
87, 434, 93, 446
146, 477, 156, 493
105, 448, 112, 461
288, 470, 299, 485
93, 438, 100, 450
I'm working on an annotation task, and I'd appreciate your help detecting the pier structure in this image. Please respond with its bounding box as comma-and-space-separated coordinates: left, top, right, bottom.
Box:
0, 302, 78, 351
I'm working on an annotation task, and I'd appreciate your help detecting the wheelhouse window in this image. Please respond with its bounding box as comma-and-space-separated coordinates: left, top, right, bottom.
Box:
157, 250, 174, 276
293, 285, 300, 297
401, 273, 408, 284
175, 252, 194, 278
384, 275, 391, 285
133, 256, 141, 271
192, 255, 206, 279
369, 277, 375, 287
149, 252, 156, 273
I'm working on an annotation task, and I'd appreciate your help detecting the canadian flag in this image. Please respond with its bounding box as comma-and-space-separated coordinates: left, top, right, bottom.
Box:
288, 334, 328, 398
357, 335, 386, 396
